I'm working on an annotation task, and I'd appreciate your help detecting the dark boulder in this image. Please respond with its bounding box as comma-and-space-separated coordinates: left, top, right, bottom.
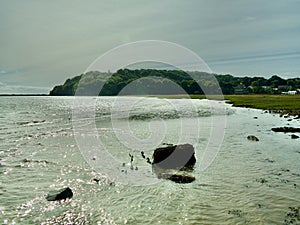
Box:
291, 134, 299, 139
152, 144, 196, 170
271, 127, 300, 133
247, 135, 259, 141
46, 187, 73, 201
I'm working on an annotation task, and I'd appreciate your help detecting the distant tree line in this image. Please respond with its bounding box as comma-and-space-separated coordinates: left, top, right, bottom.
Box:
49, 69, 300, 96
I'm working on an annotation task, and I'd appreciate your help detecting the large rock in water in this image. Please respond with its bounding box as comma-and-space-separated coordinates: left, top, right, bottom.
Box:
152, 144, 196, 170
46, 187, 73, 201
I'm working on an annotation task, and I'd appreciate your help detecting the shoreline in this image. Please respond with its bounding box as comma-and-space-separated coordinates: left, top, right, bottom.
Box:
0, 94, 48, 96
1, 93, 300, 117
152, 94, 300, 118
223, 95, 300, 118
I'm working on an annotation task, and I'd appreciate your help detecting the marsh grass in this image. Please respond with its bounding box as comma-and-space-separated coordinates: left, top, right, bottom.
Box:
224, 95, 300, 110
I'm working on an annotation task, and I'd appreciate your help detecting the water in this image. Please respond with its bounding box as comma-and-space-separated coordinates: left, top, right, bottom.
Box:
0, 96, 299, 224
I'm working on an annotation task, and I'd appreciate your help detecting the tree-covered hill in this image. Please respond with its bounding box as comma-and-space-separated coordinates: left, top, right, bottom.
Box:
49, 69, 300, 96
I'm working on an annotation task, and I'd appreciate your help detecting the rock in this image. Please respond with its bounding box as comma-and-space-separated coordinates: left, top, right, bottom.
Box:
265, 158, 275, 163
247, 135, 259, 141
228, 209, 243, 217
46, 187, 73, 201
146, 157, 151, 164
21, 159, 51, 164
17, 120, 46, 125
151, 144, 197, 183
93, 178, 100, 184
271, 127, 300, 133
152, 144, 196, 170
291, 134, 299, 139
158, 173, 195, 183
257, 204, 266, 209
284, 207, 299, 224
253, 116, 258, 119
256, 178, 267, 184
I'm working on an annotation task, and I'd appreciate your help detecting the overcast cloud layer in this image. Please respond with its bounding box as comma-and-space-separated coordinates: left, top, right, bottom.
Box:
1, 0, 300, 93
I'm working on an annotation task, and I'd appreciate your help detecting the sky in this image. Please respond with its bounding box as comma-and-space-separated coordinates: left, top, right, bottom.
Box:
1, 0, 300, 94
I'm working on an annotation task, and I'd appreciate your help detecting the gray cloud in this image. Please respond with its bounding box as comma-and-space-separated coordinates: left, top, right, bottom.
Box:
0, 0, 299, 93
0, 82, 50, 94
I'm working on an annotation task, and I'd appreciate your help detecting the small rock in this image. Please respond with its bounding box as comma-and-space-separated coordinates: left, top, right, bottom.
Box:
280, 179, 290, 184
256, 178, 267, 184
158, 173, 195, 184
46, 187, 73, 201
228, 209, 243, 217
265, 158, 275, 163
247, 135, 259, 141
93, 178, 100, 184
291, 134, 299, 139
272, 127, 300, 133
257, 204, 266, 209
146, 157, 151, 164
284, 207, 299, 224
253, 117, 258, 119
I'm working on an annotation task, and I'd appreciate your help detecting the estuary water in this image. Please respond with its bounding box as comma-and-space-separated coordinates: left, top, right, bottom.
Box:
0, 96, 299, 224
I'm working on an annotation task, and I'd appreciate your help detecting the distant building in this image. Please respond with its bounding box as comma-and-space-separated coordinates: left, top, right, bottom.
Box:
234, 84, 248, 94
282, 90, 297, 95
288, 91, 297, 95
278, 85, 292, 90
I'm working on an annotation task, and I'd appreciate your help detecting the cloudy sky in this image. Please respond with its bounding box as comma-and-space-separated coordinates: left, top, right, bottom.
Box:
1, 0, 300, 93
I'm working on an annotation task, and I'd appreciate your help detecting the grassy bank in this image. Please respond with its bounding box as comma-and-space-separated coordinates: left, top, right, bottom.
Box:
224, 95, 300, 117
224, 95, 300, 111
151, 94, 300, 116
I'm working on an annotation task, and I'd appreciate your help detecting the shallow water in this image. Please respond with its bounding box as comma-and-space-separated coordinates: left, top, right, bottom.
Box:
0, 96, 299, 224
